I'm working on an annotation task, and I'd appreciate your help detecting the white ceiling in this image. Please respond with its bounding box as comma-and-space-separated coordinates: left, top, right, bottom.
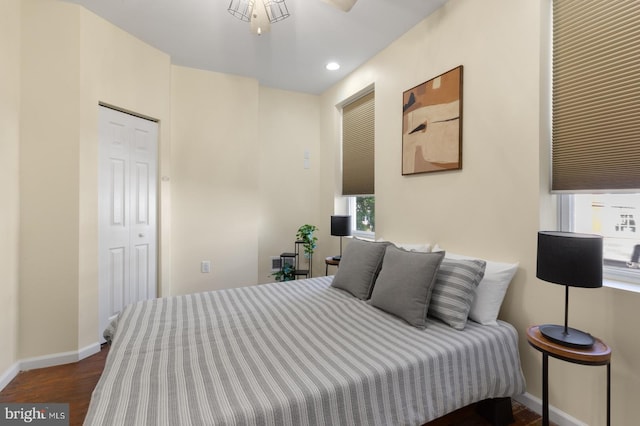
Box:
63, 0, 447, 94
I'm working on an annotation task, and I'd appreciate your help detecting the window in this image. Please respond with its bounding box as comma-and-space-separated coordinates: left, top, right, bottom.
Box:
348, 196, 375, 239
561, 193, 640, 286
552, 2, 640, 289
341, 88, 375, 239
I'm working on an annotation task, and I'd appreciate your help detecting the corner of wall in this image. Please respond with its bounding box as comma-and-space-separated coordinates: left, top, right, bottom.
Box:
0, 0, 22, 381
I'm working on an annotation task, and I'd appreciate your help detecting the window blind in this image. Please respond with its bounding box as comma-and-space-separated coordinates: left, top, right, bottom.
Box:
552, 0, 640, 191
342, 91, 375, 196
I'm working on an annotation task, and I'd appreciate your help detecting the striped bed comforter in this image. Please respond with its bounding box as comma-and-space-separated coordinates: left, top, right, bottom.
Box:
85, 276, 525, 426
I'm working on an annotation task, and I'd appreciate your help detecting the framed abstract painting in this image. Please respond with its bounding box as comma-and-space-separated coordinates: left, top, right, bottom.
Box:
402, 66, 463, 175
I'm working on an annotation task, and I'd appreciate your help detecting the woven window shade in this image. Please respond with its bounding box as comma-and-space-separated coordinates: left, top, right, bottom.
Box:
552, 0, 640, 191
342, 91, 375, 196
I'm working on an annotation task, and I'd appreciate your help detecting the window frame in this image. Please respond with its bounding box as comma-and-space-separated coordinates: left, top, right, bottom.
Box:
558, 193, 640, 292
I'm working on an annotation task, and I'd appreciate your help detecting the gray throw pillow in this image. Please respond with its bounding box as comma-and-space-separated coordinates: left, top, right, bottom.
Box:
331, 239, 389, 299
369, 245, 445, 328
429, 258, 487, 330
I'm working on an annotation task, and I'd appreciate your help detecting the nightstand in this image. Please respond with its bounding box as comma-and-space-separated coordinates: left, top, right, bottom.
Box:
325, 256, 340, 275
526, 325, 611, 426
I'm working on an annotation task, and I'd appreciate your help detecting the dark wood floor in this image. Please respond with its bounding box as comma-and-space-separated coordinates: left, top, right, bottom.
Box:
0, 345, 109, 426
424, 400, 547, 426
0, 345, 546, 425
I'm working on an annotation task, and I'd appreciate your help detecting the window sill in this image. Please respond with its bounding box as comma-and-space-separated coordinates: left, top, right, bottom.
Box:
351, 231, 375, 241
600, 265, 640, 293
603, 278, 640, 294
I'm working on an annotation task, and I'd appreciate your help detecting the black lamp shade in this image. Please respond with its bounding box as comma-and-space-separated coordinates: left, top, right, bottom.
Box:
537, 231, 603, 289
536, 231, 603, 349
331, 215, 352, 237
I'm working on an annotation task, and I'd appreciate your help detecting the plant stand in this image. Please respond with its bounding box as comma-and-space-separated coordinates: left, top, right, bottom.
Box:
279, 241, 312, 280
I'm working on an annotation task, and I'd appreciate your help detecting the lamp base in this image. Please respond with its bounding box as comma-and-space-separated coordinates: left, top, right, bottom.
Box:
539, 324, 595, 349
332, 255, 342, 261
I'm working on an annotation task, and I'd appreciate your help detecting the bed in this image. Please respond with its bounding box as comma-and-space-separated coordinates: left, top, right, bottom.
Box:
85, 266, 525, 425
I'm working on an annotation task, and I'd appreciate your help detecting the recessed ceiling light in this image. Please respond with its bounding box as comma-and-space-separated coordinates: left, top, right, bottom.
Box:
326, 62, 340, 71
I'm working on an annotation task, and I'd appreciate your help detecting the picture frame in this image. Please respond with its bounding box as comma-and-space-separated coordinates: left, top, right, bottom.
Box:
402, 66, 463, 175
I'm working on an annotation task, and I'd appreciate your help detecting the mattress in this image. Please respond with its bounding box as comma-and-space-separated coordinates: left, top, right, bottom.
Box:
85, 276, 525, 425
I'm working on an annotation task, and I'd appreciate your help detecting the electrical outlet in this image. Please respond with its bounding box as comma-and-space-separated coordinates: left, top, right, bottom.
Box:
201, 260, 211, 273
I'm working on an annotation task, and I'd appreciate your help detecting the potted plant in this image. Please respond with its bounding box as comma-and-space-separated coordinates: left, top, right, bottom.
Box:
296, 224, 318, 258
272, 262, 296, 282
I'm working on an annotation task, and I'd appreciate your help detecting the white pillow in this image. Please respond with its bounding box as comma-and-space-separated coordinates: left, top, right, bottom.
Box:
438, 250, 518, 326
376, 238, 432, 253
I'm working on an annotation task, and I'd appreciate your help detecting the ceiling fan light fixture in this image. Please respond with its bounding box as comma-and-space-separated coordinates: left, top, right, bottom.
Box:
264, 0, 290, 23
228, 0, 289, 33
228, 0, 255, 22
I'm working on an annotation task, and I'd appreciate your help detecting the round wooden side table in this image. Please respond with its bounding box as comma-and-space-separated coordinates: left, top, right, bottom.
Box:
526, 325, 611, 426
325, 257, 340, 275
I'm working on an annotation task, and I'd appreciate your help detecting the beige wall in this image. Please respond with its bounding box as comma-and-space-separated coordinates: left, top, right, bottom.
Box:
170, 66, 260, 295
18, 0, 172, 357
77, 8, 172, 347
169, 72, 323, 294
20, 0, 82, 358
257, 87, 322, 283
320, 0, 639, 424
0, 0, 21, 376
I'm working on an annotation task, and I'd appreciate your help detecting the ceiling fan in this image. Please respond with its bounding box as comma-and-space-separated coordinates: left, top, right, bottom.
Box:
228, 0, 359, 35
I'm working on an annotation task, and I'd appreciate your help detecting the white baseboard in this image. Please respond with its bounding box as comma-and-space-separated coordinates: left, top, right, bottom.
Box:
78, 342, 102, 362
20, 342, 101, 371
0, 342, 101, 392
515, 392, 587, 426
0, 362, 20, 393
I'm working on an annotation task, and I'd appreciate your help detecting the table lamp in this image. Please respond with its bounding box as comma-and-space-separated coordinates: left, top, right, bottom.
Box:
536, 231, 603, 348
330, 215, 351, 261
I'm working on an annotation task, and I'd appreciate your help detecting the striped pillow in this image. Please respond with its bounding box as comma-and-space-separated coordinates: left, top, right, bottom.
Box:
428, 258, 486, 330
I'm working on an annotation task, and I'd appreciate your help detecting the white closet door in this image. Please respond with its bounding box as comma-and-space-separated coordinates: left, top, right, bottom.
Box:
98, 106, 158, 342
